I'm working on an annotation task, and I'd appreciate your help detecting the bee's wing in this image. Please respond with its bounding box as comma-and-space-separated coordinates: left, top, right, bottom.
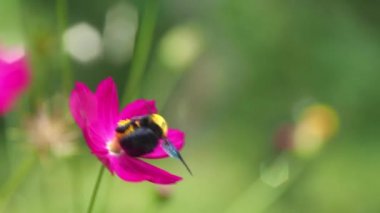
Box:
162, 139, 193, 176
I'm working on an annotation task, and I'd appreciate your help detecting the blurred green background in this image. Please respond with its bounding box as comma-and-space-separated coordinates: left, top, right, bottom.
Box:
1, 0, 380, 212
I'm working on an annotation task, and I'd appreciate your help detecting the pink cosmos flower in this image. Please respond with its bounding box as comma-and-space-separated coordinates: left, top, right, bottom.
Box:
0, 46, 30, 115
69, 77, 185, 184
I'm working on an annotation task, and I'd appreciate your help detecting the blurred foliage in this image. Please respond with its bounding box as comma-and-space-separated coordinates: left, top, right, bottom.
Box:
1, 0, 380, 212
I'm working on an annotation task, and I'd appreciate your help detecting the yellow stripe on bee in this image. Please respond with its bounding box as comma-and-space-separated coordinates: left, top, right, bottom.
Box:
151, 114, 168, 136
116, 119, 135, 138
117, 119, 131, 127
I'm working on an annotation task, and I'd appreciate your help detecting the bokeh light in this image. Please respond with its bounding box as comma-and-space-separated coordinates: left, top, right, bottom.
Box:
63, 22, 102, 63
293, 104, 339, 157
159, 23, 203, 71
103, 2, 138, 65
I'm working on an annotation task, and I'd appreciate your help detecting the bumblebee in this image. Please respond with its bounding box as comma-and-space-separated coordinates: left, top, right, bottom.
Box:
115, 114, 192, 175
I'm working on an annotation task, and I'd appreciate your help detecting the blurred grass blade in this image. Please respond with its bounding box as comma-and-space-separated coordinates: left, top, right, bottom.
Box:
122, 0, 159, 104
0, 117, 9, 184
56, 0, 72, 94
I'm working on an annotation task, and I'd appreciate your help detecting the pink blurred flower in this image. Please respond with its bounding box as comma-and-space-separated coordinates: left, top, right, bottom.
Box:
69, 77, 185, 184
0, 46, 30, 115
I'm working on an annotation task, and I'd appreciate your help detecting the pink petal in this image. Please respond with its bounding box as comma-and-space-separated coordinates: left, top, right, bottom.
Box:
143, 129, 185, 159
69, 82, 97, 129
0, 58, 30, 115
83, 125, 109, 156
110, 154, 182, 184
69, 82, 112, 155
120, 99, 157, 119
95, 77, 119, 135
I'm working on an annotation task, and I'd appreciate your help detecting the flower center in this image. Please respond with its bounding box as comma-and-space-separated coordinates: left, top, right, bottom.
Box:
106, 139, 122, 155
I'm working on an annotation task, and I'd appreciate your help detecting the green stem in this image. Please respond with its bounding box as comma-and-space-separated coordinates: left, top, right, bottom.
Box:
0, 117, 12, 186
0, 153, 37, 211
0, 117, 5, 140
122, 0, 159, 104
0, 117, 8, 183
56, 0, 72, 94
87, 165, 105, 213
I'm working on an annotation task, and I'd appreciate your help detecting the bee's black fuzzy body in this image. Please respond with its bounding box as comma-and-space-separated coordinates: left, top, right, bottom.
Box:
120, 127, 159, 157
116, 115, 166, 157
